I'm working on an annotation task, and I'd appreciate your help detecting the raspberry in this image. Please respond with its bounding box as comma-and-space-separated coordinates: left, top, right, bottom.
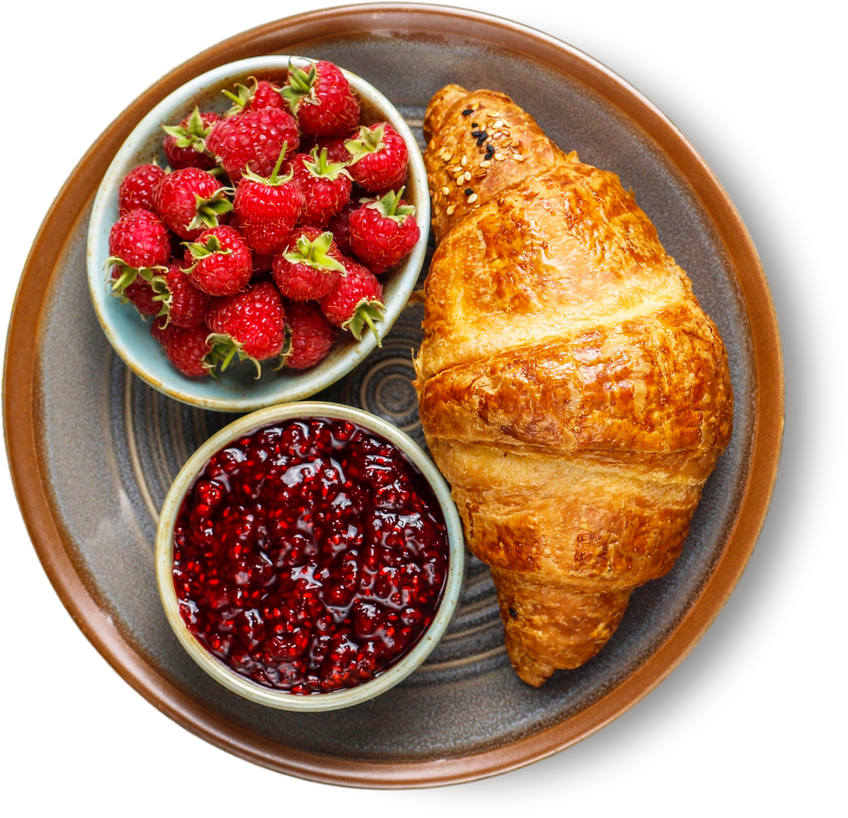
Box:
344, 122, 408, 192
118, 164, 166, 215
326, 197, 364, 255
282, 60, 360, 137
183, 225, 253, 297
107, 208, 171, 300
110, 265, 159, 317
153, 167, 233, 240
283, 301, 337, 369
151, 261, 210, 329
251, 252, 274, 275
251, 81, 285, 111
161, 107, 221, 170
206, 281, 286, 374
319, 257, 384, 343
151, 321, 213, 377
232, 148, 304, 255
223, 78, 284, 114
349, 188, 420, 274
108, 208, 171, 271
315, 134, 356, 165
206, 107, 300, 182
290, 146, 352, 226
272, 228, 345, 301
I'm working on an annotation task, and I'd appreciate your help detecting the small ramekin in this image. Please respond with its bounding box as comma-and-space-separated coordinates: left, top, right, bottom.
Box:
155, 401, 465, 711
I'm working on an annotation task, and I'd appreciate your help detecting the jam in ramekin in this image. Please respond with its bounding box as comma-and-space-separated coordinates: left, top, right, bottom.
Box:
172, 417, 449, 694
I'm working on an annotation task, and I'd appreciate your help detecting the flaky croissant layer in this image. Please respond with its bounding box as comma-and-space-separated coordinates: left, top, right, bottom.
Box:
415, 85, 732, 686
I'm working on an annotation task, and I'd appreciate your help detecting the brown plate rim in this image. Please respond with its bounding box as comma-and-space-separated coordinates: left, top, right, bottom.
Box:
3, 2, 784, 788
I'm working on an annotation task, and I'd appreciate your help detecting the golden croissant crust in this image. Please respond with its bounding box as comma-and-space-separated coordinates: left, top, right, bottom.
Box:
415, 85, 733, 686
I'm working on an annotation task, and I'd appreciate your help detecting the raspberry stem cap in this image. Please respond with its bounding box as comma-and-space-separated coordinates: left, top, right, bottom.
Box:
188, 189, 234, 232
183, 234, 233, 271
344, 124, 387, 165
283, 231, 346, 273
370, 186, 415, 222
162, 106, 214, 153
281, 59, 318, 111
105, 259, 166, 299
345, 300, 385, 345
204, 333, 263, 379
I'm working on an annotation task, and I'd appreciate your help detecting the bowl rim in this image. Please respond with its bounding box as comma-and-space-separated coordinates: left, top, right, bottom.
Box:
86, 54, 430, 413
154, 400, 466, 711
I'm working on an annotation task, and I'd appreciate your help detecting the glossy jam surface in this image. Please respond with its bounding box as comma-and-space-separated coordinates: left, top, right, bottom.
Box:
172, 417, 449, 694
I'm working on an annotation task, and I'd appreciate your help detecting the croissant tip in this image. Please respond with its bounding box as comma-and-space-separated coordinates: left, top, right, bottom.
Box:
515, 666, 551, 688
504, 635, 556, 687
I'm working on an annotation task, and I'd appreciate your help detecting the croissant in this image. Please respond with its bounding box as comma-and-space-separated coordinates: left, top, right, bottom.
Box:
414, 85, 733, 686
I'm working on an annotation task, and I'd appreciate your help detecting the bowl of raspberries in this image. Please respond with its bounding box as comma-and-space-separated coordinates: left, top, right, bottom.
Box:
87, 55, 429, 412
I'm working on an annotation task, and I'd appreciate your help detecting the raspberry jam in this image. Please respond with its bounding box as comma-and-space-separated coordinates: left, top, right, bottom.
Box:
172, 417, 449, 694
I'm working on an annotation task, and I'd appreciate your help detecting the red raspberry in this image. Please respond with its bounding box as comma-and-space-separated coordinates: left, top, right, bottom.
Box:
228, 212, 274, 273
349, 188, 420, 274
251, 81, 285, 111
283, 301, 337, 369
206, 281, 285, 374
108, 208, 171, 271
223, 78, 284, 114
291, 146, 352, 226
251, 252, 274, 275
110, 265, 159, 317
272, 228, 345, 301
311, 133, 356, 165
107, 208, 171, 301
344, 123, 408, 192
206, 107, 300, 182
161, 107, 221, 170
151, 321, 213, 378
153, 167, 233, 240
326, 197, 365, 255
319, 257, 385, 343
150, 261, 210, 329
118, 164, 166, 215
232, 148, 304, 255
183, 225, 253, 297
282, 60, 360, 137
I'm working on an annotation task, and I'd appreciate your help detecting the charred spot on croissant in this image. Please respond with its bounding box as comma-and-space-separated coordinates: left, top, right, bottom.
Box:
509, 608, 518, 619
462, 108, 474, 116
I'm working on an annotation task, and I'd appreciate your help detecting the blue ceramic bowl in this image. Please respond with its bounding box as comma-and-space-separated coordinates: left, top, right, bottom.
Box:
87, 55, 429, 412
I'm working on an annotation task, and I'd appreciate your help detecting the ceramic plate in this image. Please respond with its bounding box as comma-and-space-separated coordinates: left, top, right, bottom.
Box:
4, 3, 783, 788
